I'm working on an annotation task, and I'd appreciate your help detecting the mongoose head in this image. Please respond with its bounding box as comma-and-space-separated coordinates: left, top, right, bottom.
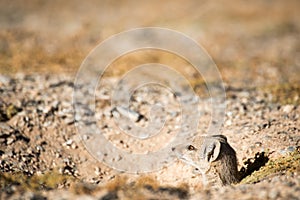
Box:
178, 134, 240, 186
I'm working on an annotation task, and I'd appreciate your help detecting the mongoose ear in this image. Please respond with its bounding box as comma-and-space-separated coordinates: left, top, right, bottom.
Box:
206, 140, 221, 163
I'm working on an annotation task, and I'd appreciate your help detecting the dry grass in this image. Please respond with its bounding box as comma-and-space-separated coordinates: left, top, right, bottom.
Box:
0, 0, 299, 87
240, 148, 300, 184
68, 175, 189, 199
0, 30, 85, 74
0, 170, 75, 191
261, 83, 300, 105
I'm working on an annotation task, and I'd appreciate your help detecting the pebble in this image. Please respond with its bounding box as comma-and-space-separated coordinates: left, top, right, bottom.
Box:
64, 139, 73, 146
55, 152, 61, 158
0, 74, 11, 85
269, 189, 280, 199
82, 135, 89, 140
286, 146, 295, 152
255, 142, 262, 147
258, 190, 268, 199
94, 167, 101, 175
71, 143, 77, 149
282, 105, 294, 113
114, 106, 142, 122
6, 138, 14, 145
64, 116, 75, 125
226, 111, 233, 117
225, 120, 232, 126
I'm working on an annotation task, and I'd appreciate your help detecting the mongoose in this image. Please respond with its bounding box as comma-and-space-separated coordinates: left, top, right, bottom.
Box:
178, 134, 240, 186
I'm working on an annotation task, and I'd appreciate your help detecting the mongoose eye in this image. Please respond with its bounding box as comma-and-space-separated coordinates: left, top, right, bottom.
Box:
187, 145, 196, 151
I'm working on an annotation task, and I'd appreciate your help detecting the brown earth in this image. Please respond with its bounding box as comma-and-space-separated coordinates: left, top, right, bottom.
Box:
0, 1, 300, 199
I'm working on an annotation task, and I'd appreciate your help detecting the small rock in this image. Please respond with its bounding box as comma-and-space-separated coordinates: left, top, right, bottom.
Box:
0, 74, 11, 85
268, 189, 279, 199
225, 120, 232, 126
255, 142, 262, 147
254, 125, 260, 132
95, 167, 101, 175
42, 105, 53, 114
71, 143, 77, 149
6, 137, 14, 145
64, 139, 73, 146
36, 145, 44, 152
226, 111, 233, 117
279, 149, 287, 155
113, 106, 143, 122
82, 135, 89, 140
64, 117, 75, 125
258, 190, 268, 199
55, 152, 61, 158
287, 146, 295, 152
282, 105, 294, 113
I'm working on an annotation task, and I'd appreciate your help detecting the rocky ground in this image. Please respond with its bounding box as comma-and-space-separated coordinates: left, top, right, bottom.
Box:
1, 0, 300, 199
0, 73, 299, 199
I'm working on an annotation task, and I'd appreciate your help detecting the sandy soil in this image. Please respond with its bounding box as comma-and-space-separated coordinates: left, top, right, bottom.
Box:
0, 1, 300, 199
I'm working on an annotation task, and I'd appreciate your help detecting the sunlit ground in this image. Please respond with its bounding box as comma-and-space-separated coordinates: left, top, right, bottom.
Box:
0, 0, 299, 88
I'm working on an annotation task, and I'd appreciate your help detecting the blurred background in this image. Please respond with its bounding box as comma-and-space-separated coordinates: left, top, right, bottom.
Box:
0, 0, 299, 89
